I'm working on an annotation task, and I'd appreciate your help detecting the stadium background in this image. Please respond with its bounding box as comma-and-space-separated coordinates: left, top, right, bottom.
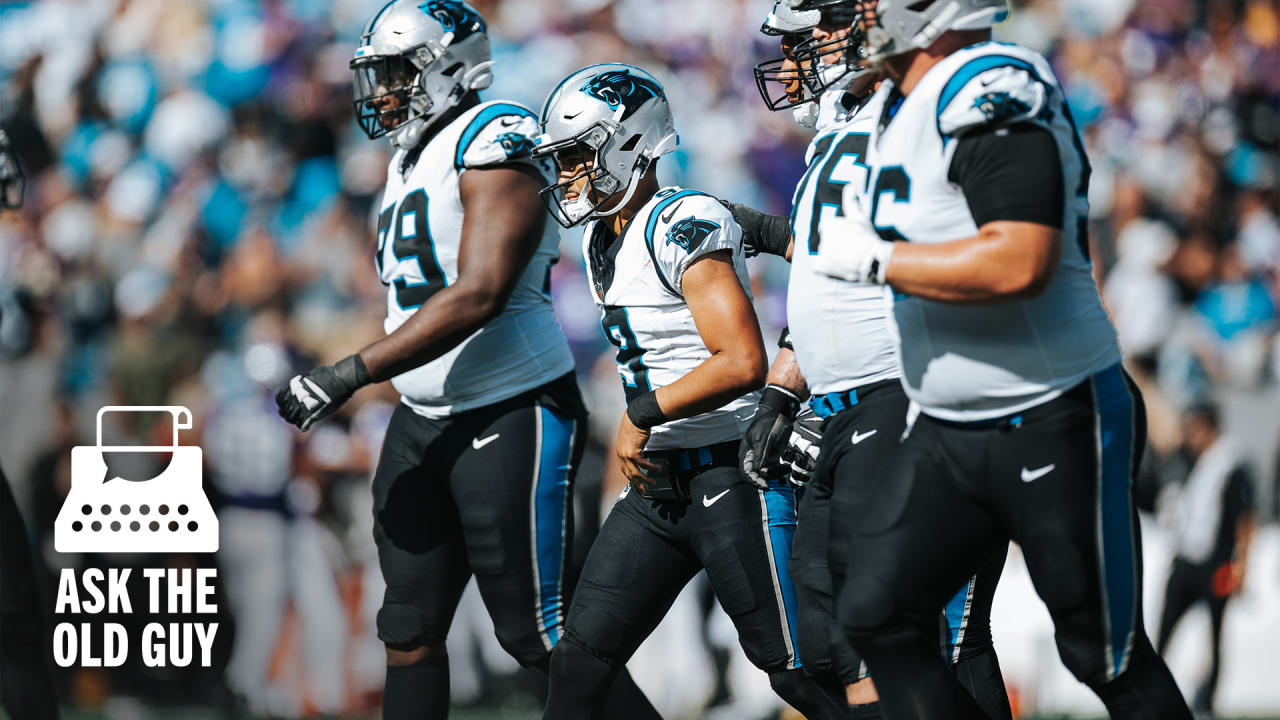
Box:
0, 0, 1277, 718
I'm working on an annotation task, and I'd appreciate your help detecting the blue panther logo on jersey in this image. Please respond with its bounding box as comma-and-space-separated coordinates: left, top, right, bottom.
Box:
580, 70, 665, 120
495, 132, 535, 158
665, 217, 719, 251
973, 92, 1031, 124
417, 0, 486, 38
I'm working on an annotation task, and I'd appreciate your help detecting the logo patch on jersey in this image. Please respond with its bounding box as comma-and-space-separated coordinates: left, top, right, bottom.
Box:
664, 217, 719, 252
494, 132, 535, 158
580, 70, 664, 120
417, 0, 486, 38
972, 91, 1031, 124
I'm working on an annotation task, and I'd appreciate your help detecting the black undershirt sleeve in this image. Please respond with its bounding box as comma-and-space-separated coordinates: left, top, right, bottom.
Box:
947, 123, 1065, 229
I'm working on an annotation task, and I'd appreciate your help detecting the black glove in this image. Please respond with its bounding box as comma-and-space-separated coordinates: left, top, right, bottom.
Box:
276, 354, 372, 431
719, 200, 792, 258
785, 407, 823, 487
739, 384, 801, 488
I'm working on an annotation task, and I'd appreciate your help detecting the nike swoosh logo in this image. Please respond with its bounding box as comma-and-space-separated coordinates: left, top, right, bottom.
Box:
1021, 464, 1055, 483
850, 429, 877, 445
659, 200, 684, 225
702, 489, 731, 507
472, 433, 501, 450
498, 117, 522, 128
563, 110, 582, 120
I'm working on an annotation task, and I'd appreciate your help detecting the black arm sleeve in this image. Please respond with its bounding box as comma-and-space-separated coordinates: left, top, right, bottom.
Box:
947, 123, 1065, 229
720, 200, 792, 258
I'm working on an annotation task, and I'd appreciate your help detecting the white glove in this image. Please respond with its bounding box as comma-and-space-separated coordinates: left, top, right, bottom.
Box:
815, 184, 894, 285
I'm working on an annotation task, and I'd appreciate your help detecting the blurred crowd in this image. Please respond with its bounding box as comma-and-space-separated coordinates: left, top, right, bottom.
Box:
0, 0, 1277, 717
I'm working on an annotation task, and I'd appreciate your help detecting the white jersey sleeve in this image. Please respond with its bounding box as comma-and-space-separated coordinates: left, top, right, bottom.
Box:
453, 102, 554, 178
645, 191, 740, 296
936, 62, 1048, 136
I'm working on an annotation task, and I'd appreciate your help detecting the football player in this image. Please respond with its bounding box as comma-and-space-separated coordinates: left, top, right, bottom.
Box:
531, 63, 846, 720
275, 3, 657, 718
730, 3, 1011, 718
815, 2, 1193, 718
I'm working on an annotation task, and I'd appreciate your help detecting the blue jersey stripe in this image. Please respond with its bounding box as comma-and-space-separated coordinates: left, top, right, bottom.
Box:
935, 54, 1041, 127
1092, 363, 1139, 679
533, 405, 576, 649
763, 486, 801, 668
454, 103, 536, 169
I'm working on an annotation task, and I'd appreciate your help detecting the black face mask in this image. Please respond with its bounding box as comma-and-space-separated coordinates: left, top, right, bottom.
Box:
753, 33, 821, 112
792, 20, 868, 99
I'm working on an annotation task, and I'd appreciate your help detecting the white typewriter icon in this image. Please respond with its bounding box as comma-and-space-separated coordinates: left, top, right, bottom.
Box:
55, 406, 218, 553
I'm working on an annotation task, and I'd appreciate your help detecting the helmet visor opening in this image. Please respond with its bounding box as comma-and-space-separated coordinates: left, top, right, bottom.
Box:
532, 124, 624, 228
350, 55, 420, 139
793, 28, 866, 97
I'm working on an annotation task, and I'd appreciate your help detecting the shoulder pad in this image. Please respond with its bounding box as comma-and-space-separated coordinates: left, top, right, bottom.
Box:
646, 190, 732, 255
455, 102, 542, 169
937, 59, 1048, 136
642, 189, 737, 296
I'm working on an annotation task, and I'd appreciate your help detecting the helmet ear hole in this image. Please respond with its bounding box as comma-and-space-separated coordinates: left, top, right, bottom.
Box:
618, 134, 642, 152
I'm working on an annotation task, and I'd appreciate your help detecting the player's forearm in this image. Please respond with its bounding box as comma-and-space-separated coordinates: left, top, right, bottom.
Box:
766, 347, 808, 399
654, 348, 767, 422
357, 282, 505, 382
884, 223, 1060, 303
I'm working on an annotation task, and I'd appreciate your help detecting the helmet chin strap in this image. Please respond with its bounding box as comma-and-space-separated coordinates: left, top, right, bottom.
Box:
593, 165, 645, 219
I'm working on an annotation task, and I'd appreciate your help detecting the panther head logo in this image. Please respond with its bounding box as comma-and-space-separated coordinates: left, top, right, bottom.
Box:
664, 217, 720, 251
495, 132, 535, 158
580, 69, 665, 121
973, 92, 1031, 123
417, 0, 486, 39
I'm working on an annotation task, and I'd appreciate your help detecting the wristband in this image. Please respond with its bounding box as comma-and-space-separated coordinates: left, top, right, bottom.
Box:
760, 384, 801, 419
627, 390, 668, 430
336, 353, 373, 390
777, 326, 794, 351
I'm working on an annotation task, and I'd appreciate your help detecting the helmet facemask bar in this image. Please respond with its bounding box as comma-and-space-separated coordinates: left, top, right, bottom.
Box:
533, 122, 625, 228
793, 20, 869, 98
350, 54, 424, 140
0, 131, 22, 210
753, 56, 821, 111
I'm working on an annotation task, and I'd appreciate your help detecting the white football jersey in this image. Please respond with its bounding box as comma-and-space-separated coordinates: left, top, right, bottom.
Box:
788, 87, 899, 396
582, 188, 758, 451
812, 72, 859, 134
377, 100, 574, 418
850, 42, 1121, 421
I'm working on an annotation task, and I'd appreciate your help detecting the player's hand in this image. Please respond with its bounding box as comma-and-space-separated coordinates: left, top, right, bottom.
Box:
784, 407, 823, 487
616, 412, 661, 490
275, 354, 372, 431
719, 199, 792, 259
815, 184, 894, 284
739, 385, 801, 488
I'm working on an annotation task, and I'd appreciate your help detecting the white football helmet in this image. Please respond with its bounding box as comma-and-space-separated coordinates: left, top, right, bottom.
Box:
762, 0, 821, 35
861, 0, 1009, 64
532, 64, 677, 228
350, 0, 495, 149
